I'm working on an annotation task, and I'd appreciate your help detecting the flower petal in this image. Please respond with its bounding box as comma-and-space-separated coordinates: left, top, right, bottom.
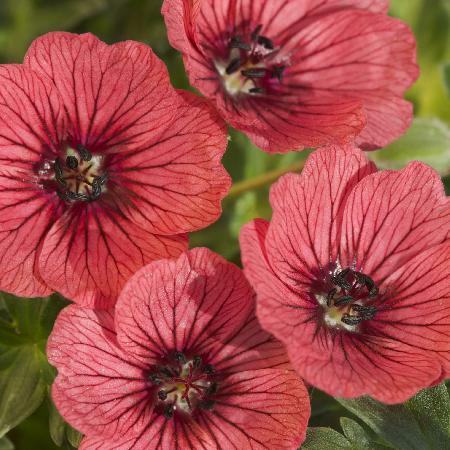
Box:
266, 145, 376, 288
0, 64, 65, 170
340, 162, 450, 283
286, 330, 441, 404
48, 306, 152, 439
110, 91, 231, 235
201, 369, 310, 449
372, 241, 450, 374
24, 32, 178, 151
115, 248, 254, 364
38, 203, 187, 309
0, 172, 59, 296
285, 10, 418, 149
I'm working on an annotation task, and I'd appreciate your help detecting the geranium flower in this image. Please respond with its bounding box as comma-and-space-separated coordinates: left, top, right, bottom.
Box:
162, 0, 418, 153
240, 145, 450, 403
47, 248, 310, 450
0, 32, 230, 308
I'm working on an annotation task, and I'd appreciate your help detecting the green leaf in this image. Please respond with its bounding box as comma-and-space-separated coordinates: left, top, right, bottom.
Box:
0, 436, 13, 450
0, 294, 69, 437
48, 397, 82, 449
444, 63, 450, 96
301, 427, 352, 449
369, 118, 450, 175
337, 384, 450, 450
340, 418, 371, 448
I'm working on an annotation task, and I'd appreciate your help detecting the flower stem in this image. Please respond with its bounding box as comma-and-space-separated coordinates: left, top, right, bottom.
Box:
227, 160, 305, 199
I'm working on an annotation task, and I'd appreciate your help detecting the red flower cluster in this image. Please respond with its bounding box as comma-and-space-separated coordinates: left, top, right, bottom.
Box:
240, 145, 450, 403
162, 0, 418, 153
0, 1, 445, 448
0, 32, 230, 308
48, 249, 310, 449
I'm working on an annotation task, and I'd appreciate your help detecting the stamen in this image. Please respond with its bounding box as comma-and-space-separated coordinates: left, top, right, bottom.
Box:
174, 352, 187, 364
326, 288, 337, 306
54, 159, 66, 185
249, 87, 265, 94
334, 295, 354, 306
203, 364, 214, 374
226, 57, 242, 75
149, 374, 162, 385
251, 25, 263, 41
163, 405, 174, 419
77, 144, 92, 161
341, 314, 363, 326
66, 156, 78, 169
158, 390, 168, 400
229, 36, 251, 51
272, 65, 286, 81
198, 400, 215, 410
241, 68, 267, 78
257, 35, 274, 50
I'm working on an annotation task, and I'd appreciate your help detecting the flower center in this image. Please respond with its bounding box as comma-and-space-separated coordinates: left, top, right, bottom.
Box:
148, 352, 217, 419
53, 144, 107, 202
216, 24, 287, 96
316, 268, 379, 332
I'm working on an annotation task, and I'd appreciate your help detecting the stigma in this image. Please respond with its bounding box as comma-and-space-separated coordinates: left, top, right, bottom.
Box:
53, 144, 107, 203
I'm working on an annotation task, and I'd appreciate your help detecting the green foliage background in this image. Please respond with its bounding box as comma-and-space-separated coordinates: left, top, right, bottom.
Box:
0, 0, 448, 449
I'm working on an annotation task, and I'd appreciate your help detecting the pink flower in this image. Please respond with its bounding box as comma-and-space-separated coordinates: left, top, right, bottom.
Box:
240, 145, 450, 403
162, 0, 418, 153
47, 248, 310, 450
0, 32, 230, 308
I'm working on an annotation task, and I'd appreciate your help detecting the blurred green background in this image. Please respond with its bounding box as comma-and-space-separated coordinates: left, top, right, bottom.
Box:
0, 0, 448, 448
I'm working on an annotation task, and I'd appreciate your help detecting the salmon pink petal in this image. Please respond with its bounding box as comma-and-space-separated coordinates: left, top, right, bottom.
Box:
38, 204, 187, 309
47, 306, 152, 439
211, 311, 291, 373
0, 173, 60, 296
372, 242, 450, 372
115, 248, 254, 364
340, 162, 450, 283
308, 0, 389, 14
0, 65, 65, 170
266, 145, 376, 288
24, 32, 178, 151
110, 91, 230, 235
202, 369, 309, 449
288, 331, 441, 404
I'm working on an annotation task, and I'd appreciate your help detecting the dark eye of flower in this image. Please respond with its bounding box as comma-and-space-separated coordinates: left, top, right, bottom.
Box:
217, 24, 288, 96
53, 143, 108, 203
316, 267, 379, 331
148, 352, 218, 419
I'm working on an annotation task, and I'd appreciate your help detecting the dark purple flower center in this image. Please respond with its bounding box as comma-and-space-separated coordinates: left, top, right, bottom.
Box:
53, 144, 108, 203
217, 24, 288, 96
148, 352, 218, 419
317, 268, 379, 331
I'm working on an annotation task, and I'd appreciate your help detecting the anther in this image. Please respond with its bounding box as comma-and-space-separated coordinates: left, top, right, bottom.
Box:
163, 405, 174, 419
193, 355, 202, 368
229, 36, 251, 51
54, 159, 66, 185
206, 382, 218, 396
65, 191, 90, 202
257, 35, 274, 50
326, 288, 337, 307
174, 352, 186, 364
241, 68, 266, 78
225, 57, 242, 75
251, 25, 263, 41
341, 314, 363, 326
331, 275, 351, 290
66, 156, 78, 169
158, 390, 168, 401
90, 178, 102, 200
149, 373, 162, 385
77, 144, 92, 161
198, 400, 215, 410
334, 295, 354, 306
249, 87, 265, 94
272, 65, 286, 81
203, 364, 214, 375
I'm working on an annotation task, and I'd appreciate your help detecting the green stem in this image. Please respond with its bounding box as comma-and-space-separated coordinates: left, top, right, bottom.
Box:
227, 160, 305, 199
